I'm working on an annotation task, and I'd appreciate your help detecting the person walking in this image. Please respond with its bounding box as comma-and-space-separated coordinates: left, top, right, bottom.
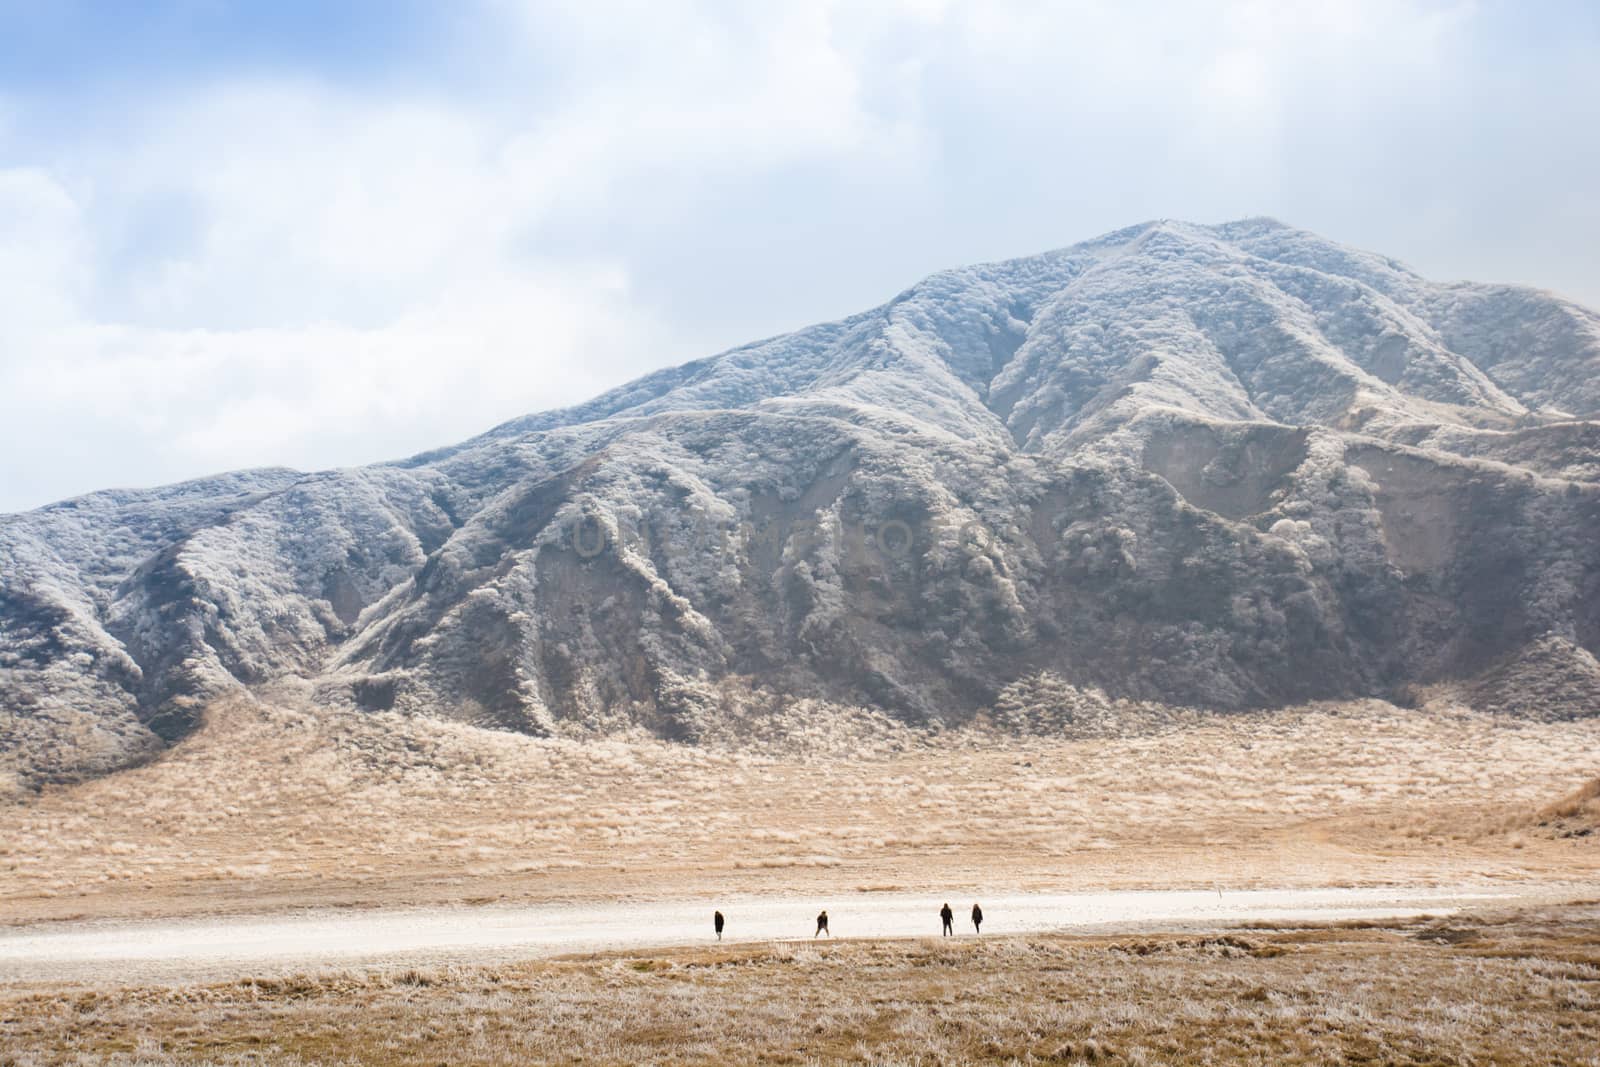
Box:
714, 910, 724, 941
940, 902, 954, 937
815, 909, 830, 938
971, 902, 983, 934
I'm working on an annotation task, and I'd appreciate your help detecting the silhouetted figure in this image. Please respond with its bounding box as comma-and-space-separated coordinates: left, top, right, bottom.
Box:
815, 909, 830, 938
971, 903, 983, 934
714, 910, 724, 941
940, 902, 954, 936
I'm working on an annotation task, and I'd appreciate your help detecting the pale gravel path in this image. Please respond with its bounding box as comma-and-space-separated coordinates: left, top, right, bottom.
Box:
0, 883, 1576, 984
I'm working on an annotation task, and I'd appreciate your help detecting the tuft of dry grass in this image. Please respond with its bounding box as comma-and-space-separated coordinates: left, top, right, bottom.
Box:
1541, 776, 1600, 821
3, 905, 1598, 1066
1531, 775, 1600, 842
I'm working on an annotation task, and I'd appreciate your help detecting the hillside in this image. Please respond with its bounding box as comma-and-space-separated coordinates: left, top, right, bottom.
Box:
4, 217, 1600, 791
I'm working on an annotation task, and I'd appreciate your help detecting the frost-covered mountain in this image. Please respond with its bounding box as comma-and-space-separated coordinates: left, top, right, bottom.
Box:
6, 218, 1600, 789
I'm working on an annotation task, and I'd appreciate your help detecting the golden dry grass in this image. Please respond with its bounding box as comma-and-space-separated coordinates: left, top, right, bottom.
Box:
4, 696, 1598, 1064
3, 905, 1598, 1066
3, 696, 1598, 924
1539, 776, 1600, 822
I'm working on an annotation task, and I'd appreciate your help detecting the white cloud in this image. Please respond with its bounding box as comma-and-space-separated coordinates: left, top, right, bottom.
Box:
0, 86, 681, 504
0, 166, 89, 330
0, 4, 933, 510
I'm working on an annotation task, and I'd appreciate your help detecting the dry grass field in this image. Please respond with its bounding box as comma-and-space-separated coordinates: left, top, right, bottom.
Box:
2, 693, 1597, 925
3, 904, 1598, 1066
3, 694, 1598, 1064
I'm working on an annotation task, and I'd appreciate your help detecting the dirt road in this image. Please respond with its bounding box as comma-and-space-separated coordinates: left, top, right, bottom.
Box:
3, 883, 1575, 984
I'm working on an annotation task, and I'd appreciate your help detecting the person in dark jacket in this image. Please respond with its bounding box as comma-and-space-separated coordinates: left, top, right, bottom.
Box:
940, 902, 954, 936
815, 909, 830, 937
971, 903, 983, 934
714, 910, 724, 941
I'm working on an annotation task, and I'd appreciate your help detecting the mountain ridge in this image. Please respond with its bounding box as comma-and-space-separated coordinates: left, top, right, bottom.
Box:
4, 217, 1599, 793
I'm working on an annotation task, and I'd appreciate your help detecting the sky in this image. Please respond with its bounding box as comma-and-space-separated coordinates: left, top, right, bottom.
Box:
1, 0, 1598, 513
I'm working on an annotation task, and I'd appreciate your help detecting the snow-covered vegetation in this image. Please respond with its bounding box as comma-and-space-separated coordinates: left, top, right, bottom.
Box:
5, 218, 1600, 789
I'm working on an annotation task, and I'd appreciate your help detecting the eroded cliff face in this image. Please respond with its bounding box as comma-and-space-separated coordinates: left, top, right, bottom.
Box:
5, 218, 1599, 788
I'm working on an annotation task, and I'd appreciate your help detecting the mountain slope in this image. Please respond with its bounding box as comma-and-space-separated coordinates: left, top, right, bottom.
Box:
5, 218, 1599, 791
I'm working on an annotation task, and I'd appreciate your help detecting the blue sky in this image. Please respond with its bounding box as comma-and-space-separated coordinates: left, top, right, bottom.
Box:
2, 0, 1598, 512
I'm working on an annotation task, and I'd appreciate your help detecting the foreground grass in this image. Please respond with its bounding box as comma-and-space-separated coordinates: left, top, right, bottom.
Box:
4, 905, 1598, 1066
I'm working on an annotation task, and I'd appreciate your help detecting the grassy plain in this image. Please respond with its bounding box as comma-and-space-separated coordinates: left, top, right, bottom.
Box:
3, 904, 1599, 1066
4, 696, 1597, 1064
2, 696, 1596, 926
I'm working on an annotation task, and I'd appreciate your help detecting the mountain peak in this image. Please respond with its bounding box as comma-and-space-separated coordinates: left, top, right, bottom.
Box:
5, 219, 1599, 792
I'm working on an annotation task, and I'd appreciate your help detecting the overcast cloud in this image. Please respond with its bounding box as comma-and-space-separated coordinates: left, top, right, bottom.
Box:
1, 0, 1597, 512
